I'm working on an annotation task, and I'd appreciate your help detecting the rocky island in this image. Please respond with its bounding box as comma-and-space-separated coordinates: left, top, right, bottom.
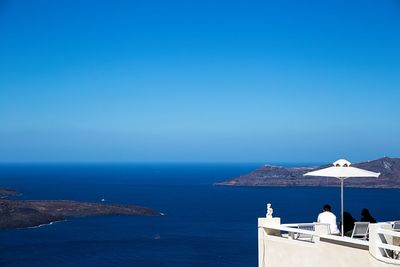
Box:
0, 188, 21, 198
0, 191, 160, 229
215, 157, 400, 188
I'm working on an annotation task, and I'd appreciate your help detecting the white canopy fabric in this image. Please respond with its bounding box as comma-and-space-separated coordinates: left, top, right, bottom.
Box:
304, 159, 380, 236
304, 166, 380, 180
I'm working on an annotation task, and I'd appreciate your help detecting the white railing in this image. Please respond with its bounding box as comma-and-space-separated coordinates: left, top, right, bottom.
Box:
268, 223, 318, 242
259, 218, 370, 267
262, 221, 369, 246
369, 223, 400, 264
259, 217, 400, 266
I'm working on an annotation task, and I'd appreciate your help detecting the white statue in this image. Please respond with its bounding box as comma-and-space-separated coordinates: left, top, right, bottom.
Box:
266, 203, 273, 218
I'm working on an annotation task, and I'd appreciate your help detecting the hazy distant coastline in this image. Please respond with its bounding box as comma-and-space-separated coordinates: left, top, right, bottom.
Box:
215, 157, 400, 188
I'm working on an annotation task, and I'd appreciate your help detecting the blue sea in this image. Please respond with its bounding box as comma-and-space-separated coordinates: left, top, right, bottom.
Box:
0, 163, 399, 267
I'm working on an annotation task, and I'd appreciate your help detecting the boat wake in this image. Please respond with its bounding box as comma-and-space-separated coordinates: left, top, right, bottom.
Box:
25, 219, 67, 229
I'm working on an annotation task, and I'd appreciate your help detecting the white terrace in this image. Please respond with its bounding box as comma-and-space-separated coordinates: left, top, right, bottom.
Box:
258, 217, 400, 267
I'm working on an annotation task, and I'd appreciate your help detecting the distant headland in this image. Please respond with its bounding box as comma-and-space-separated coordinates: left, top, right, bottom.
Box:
0, 190, 160, 229
215, 157, 400, 188
0, 188, 21, 198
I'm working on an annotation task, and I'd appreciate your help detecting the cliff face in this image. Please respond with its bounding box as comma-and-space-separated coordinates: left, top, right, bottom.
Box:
215, 157, 400, 188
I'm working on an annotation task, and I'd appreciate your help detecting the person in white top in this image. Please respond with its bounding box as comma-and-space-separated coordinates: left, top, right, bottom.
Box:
317, 204, 340, 235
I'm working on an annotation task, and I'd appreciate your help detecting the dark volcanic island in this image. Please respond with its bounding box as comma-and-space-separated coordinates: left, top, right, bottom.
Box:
0, 190, 159, 229
216, 157, 400, 188
0, 188, 21, 198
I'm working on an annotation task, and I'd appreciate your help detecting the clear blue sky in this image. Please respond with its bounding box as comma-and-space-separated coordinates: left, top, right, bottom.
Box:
0, 0, 399, 163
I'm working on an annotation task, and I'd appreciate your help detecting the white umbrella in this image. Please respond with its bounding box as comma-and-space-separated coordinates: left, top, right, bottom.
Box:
304, 159, 380, 236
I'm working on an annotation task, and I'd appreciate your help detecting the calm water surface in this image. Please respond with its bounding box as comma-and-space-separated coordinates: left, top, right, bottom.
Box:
0, 163, 399, 266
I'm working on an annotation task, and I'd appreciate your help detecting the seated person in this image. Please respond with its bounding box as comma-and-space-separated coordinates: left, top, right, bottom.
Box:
343, 211, 357, 237
360, 208, 376, 223
317, 204, 340, 235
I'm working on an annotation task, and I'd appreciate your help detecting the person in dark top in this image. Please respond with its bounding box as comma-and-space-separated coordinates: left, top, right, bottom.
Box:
343, 211, 357, 237
360, 208, 377, 223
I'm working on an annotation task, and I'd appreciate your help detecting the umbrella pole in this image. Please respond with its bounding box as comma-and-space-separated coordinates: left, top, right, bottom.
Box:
341, 178, 344, 236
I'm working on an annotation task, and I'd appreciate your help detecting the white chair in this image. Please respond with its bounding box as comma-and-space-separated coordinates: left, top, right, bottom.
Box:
378, 231, 395, 259
392, 222, 400, 259
295, 223, 315, 241
392, 221, 400, 231
351, 222, 369, 240
315, 223, 331, 235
